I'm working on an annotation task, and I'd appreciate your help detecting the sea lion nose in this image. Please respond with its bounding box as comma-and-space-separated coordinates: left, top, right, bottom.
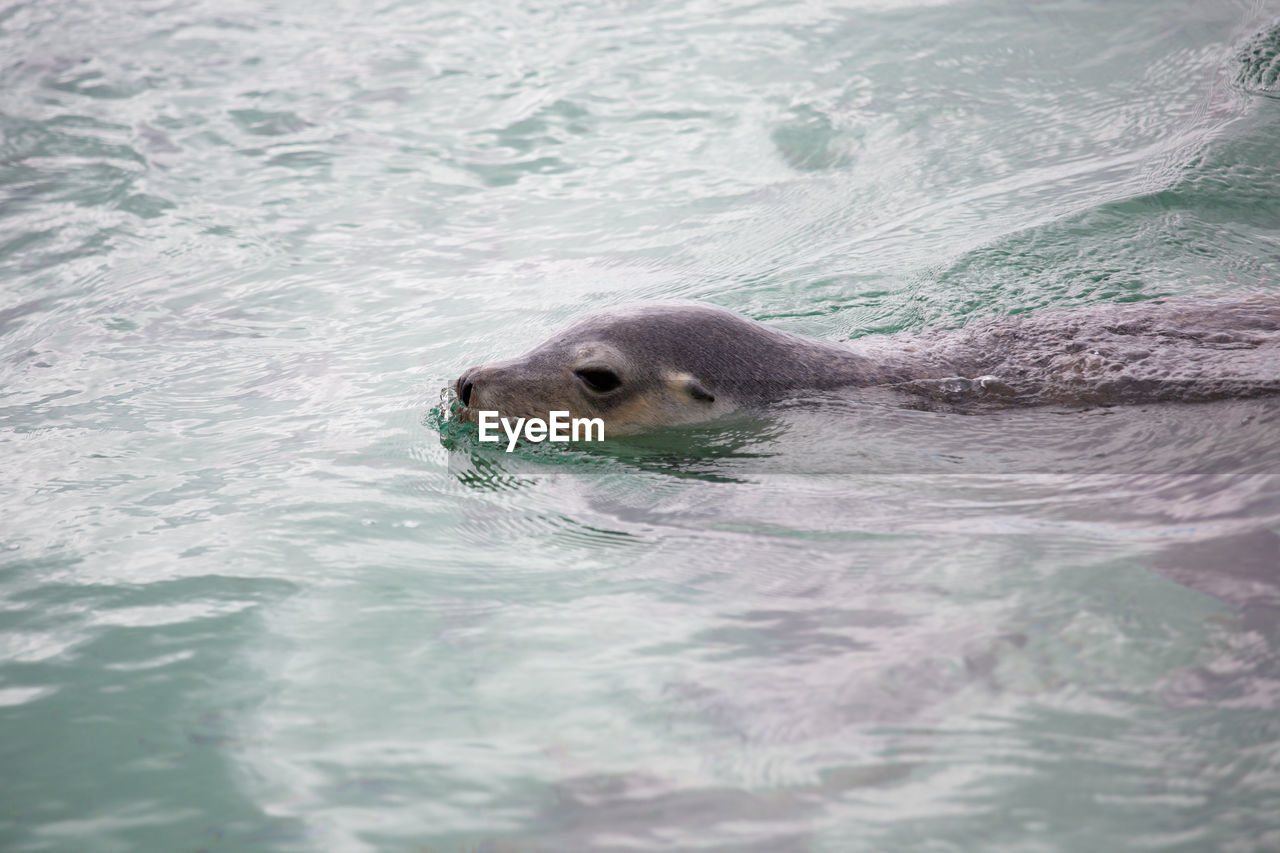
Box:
456, 371, 476, 407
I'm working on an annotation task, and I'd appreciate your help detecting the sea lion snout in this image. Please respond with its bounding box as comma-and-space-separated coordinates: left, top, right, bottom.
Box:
452, 357, 563, 423
454, 363, 507, 417
455, 370, 477, 407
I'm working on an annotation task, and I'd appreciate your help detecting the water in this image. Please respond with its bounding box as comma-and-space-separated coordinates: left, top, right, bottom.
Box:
3, 0, 1280, 849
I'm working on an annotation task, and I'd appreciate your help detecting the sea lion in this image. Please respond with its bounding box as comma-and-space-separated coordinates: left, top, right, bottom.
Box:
452, 297, 1280, 437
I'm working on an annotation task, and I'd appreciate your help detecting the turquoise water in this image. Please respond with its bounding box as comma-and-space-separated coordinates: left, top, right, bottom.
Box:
3, 0, 1280, 849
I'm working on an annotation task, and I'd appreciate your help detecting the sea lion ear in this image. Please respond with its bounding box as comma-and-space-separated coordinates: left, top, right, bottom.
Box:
669, 372, 715, 403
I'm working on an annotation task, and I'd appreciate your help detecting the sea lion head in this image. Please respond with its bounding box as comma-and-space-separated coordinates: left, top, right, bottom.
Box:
453, 304, 769, 437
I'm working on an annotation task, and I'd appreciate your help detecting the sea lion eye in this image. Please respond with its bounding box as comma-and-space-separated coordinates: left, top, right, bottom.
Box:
575, 367, 622, 393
